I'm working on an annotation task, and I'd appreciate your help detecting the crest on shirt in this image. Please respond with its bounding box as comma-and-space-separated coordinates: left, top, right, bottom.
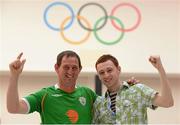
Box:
79, 97, 86, 106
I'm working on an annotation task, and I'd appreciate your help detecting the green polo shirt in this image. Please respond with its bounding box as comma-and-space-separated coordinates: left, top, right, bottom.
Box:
23, 84, 97, 124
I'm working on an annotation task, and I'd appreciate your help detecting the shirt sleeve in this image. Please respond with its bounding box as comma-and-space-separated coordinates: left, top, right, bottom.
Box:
135, 83, 158, 110
23, 88, 47, 113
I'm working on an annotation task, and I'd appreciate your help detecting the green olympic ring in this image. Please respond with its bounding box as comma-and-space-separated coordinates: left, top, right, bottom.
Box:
93, 16, 125, 45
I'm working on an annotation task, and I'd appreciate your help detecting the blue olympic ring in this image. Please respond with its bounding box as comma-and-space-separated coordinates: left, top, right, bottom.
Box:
43, 2, 75, 31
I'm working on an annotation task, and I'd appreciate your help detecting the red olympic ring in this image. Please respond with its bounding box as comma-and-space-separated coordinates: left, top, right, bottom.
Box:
110, 2, 141, 32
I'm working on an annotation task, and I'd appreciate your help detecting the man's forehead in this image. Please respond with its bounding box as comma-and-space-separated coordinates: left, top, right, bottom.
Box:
62, 55, 77, 60
98, 60, 114, 66
97, 61, 115, 70
62, 56, 79, 64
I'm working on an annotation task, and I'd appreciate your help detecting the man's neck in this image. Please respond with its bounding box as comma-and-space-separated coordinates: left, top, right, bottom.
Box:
108, 81, 122, 93
59, 84, 76, 93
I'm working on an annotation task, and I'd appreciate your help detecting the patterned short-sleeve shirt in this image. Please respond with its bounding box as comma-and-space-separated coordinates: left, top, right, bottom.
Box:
92, 82, 158, 124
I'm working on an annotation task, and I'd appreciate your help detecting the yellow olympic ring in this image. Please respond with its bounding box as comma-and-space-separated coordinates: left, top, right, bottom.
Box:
60, 16, 91, 45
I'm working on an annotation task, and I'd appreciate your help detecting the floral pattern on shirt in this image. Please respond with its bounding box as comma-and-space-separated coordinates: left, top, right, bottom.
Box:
92, 82, 158, 124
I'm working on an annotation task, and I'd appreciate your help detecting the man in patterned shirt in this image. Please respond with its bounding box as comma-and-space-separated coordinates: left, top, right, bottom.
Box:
92, 54, 174, 124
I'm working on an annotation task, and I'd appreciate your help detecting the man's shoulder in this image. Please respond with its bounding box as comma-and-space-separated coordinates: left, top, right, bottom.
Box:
76, 85, 97, 97
124, 83, 155, 96
126, 82, 146, 89
34, 85, 55, 95
130, 83, 151, 91
122, 82, 147, 93
76, 85, 92, 91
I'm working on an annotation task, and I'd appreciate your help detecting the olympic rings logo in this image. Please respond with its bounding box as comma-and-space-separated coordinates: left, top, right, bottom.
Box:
43, 2, 141, 45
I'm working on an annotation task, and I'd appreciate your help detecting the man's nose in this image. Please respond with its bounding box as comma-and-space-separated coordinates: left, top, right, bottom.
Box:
104, 72, 110, 77
67, 68, 74, 73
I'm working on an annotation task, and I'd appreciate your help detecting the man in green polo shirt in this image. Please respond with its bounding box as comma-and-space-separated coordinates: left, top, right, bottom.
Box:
7, 50, 97, 124
92, 54, 174, 124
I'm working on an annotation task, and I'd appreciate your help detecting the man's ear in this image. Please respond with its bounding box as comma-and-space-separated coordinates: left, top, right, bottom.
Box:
54, 64, 59, 73
79, 67, 82, 73
118, 66, 121, 71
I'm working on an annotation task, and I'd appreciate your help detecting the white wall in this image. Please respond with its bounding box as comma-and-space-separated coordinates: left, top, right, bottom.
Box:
0, 1, 2, 70
0, 2, 3, 122
0, 0, 179, 73
178, 1, 180, 73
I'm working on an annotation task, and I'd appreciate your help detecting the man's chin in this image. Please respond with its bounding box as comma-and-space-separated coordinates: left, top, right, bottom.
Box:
105, 83, 113, 88
64, 81, 75, 86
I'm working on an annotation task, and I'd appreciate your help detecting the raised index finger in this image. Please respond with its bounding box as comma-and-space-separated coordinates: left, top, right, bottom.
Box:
17, 52, 23, 59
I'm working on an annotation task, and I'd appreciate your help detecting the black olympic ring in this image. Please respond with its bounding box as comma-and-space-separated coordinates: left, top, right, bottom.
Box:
77, 2, 108, 31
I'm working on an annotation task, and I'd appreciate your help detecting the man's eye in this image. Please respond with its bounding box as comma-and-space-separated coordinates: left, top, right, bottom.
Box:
99, 72, 104, 75
72, 67, 78, 70
107, 69, 112, 73
63, 66, 69, 70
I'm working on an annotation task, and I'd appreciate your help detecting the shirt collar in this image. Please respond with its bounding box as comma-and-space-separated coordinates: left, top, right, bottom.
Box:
105, 81, 130, 98
55, 84, 59, 90
54, 83, 77, 90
